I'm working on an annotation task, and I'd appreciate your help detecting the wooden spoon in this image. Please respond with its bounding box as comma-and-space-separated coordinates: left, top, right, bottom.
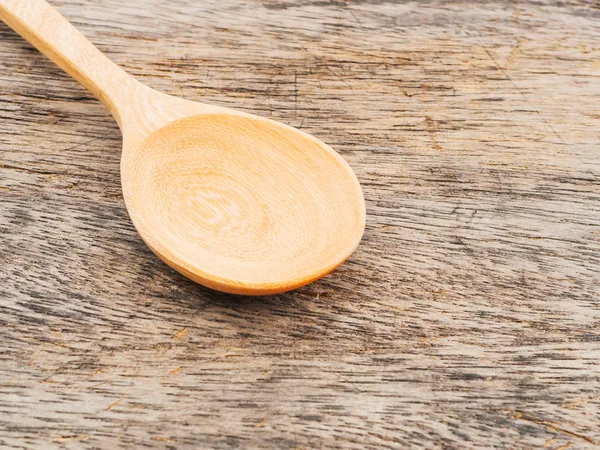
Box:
0, 0, 366, 295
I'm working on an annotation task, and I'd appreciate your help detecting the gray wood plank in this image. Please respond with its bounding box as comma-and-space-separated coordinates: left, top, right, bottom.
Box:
0, 0, 599, 448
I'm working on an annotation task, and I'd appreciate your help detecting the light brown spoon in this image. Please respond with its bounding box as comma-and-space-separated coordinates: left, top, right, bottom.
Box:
0, 0, 366, 295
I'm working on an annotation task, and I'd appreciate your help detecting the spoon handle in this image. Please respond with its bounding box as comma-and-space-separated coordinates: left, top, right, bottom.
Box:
0, 0, 142, 126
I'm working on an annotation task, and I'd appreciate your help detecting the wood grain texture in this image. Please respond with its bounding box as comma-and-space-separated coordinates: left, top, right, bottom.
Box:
0, 0, 599, 448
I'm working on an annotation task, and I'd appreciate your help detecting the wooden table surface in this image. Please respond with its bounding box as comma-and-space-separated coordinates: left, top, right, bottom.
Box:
1, 0, 599, 448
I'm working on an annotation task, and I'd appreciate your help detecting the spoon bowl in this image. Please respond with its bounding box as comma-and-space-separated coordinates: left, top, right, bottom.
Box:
0, 0, 365, 294
123, 108, 365, 294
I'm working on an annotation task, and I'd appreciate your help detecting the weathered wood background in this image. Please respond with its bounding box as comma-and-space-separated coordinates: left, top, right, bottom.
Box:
1, 0, 599, 448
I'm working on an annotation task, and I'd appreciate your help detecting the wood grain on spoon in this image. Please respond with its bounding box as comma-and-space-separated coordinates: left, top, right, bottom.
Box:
0, 0, 366, 295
